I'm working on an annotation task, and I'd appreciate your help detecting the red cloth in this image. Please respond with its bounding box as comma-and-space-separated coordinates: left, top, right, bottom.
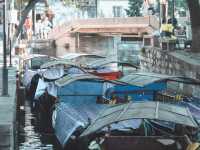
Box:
24, 18, 32, 30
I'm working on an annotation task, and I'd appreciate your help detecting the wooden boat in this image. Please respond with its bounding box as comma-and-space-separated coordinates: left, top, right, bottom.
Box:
60, 53, 139, 80
32, 71, 200, 149
51, 73, 200, 149
19, 54, 56, 88
116, 72, 200, 121
52, 74, 124, 147
82, 57, 139, 80
80, 102, 199, 150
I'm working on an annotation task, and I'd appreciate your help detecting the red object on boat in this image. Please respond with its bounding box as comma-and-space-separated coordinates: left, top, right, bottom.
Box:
91, 71, 123, 80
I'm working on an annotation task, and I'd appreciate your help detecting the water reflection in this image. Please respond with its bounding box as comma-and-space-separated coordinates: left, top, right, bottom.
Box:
18, 100, 60, 150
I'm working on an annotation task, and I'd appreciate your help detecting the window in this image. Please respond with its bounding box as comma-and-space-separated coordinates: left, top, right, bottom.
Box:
143, 38, 151, 46
121, 37, 143, 42
113, 6, 122, 17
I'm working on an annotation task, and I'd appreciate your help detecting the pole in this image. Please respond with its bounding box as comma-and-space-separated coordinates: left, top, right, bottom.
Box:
8, 23, 12, 67
172, 0, 175, 34
9, 38, 12, 67
32, 6, 35, 36
158, 0, 161, 28
2, 2, 8, 96
172, 0, 175, 24
95, 0, 97, 18
19, 0, 22, 40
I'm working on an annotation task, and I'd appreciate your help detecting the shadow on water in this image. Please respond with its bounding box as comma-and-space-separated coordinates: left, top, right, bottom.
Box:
17, 100, 62, 150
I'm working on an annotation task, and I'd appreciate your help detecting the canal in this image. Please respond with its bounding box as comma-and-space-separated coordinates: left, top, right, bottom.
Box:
17, 100, 61, 150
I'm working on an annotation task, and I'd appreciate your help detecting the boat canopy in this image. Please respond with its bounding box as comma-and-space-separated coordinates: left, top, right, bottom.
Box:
55, 74, 102, 87
60, 53, 105, 60
40, 60, 77, 69
81, 101, 199, 137
22, 54, 55, 61
85, 57, 140, 69
55, 74, 124, 87
118, 72, 200, 87
85, 57, 116, 68
43, 67, 64, 80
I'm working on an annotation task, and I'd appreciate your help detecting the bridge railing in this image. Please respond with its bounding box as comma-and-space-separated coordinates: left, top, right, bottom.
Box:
71, 16, 159, 28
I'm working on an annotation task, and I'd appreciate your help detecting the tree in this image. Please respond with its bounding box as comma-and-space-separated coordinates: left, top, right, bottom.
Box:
12, 0, 47, 49
168, 0, 187, 17
186, 0, 200, 52
125, 0, 143, 17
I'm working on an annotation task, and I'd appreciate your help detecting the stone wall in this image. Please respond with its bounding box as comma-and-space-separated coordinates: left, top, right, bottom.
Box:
140, 47, 200, 97
77, 35, 115, 56
31, 39, 57, 57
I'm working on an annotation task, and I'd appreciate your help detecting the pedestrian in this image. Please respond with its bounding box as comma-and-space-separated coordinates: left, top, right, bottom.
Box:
36, 19, 42, 39
41, 15, 52, 39
24, 16, 33, 41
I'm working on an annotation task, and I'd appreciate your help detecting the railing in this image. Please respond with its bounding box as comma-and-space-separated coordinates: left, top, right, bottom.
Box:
74, 17, 151, 25
71, 16, 159, 29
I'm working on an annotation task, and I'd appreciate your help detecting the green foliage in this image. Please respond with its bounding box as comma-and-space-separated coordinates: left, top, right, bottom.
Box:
125, 0, 143, 17
62, 0, 75, 6
168, 0, 188, 17
140, 47, 146, 54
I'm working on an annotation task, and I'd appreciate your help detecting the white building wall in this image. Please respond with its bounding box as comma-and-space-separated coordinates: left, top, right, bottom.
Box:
98, 0, 128, 18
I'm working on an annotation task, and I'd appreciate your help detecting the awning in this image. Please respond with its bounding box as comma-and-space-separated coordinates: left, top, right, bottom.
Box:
118, 72, 200, 87
43, 67, 64, 80
55, 74, 124, 87
60, 53, 104, 60
22, 54, 55, 61
55, 74, 101, 87
81, 101, 198, 137
40, 60, 76, 69
84, 57, 139, 69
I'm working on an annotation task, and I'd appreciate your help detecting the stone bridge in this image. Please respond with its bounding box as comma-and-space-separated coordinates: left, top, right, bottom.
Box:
31, 16, 159, 57
48, 16, 159, 39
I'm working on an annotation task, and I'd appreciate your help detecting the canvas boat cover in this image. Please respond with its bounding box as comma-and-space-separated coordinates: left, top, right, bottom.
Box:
81, 101, 198, 137
43, 67, 64, 80
53, 102, 142, 147
22, 68, 46, 87
60, 53, 104, 60
55, 74, 101, 87
23, 70, 38, 87
55, 74, 123, 87
85, 57, 117, 69
40, 60, 75, 69
82, 56, 139, 69
34, 78, 58, 99
118, 72, 200, 87
22, 54, 51, 61
180, 101, 200, 121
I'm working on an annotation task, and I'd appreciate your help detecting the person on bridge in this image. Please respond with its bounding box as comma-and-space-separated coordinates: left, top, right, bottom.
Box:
24, 16, 33, 41
160, 19, 174, 38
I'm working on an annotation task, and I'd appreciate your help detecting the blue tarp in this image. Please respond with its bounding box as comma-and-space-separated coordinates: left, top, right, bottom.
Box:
53, 102, 106, 146
53, 102, 142, 147
53, 75, 164, 146
53, 73, 200, 147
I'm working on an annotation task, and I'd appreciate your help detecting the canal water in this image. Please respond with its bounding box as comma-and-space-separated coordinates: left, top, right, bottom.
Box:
17, 100, 61, 150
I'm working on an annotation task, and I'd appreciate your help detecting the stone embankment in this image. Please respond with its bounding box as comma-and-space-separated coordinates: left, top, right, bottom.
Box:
0, 68, 16, 150
140, 47, 200, 97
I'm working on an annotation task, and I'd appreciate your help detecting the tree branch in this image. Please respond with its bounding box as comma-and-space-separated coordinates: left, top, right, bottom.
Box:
12, 0, 44, 48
